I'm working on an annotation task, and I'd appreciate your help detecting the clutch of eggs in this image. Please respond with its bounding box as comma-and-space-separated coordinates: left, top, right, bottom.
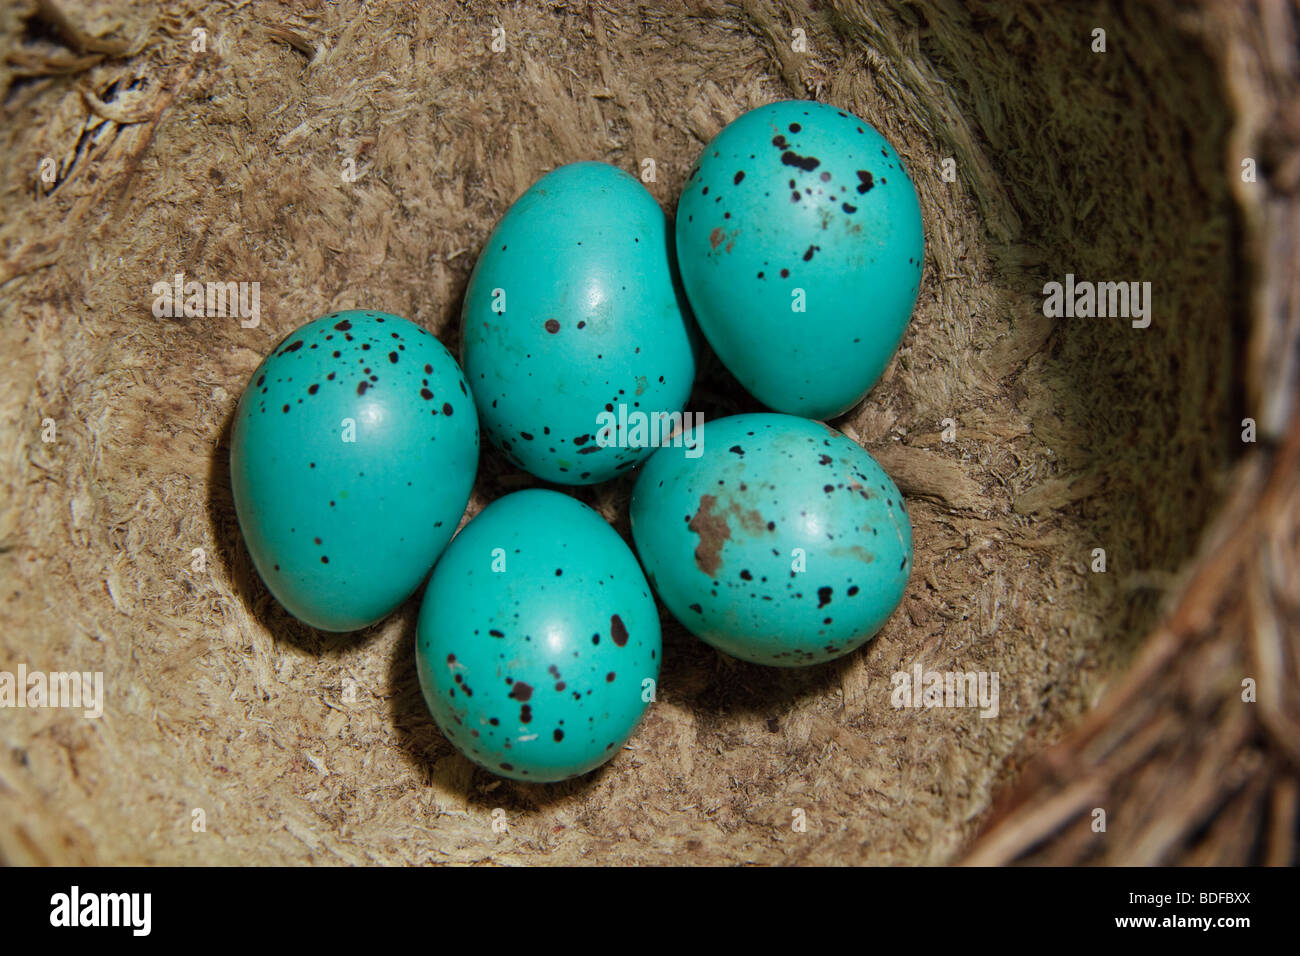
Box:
227, 100, 924, 785
230, 310, 479, 632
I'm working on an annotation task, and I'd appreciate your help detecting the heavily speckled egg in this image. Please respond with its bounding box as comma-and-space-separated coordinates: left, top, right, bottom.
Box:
231, 310, 479, 632
629, 413, 911, 667
416, 489, 660, 781
675, 100, 924, 419
461, 161, 697, 485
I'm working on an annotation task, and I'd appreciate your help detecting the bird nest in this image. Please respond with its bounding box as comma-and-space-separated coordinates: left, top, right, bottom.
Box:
0, 0, 1295, 865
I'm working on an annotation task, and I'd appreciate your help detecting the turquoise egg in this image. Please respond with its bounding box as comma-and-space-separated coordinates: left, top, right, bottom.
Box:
230, 310, 479, 632
629, 413, 911, 666
416, 489, 660, 781
675, 101, 924, 419
461, 161, 697, 485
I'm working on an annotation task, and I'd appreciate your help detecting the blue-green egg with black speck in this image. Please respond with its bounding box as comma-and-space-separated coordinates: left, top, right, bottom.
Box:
416, 489, 660, 781
461, 161, 698, 485
230, 310, 479, 632
675, 100, 924, 419
629, 413, 911, 667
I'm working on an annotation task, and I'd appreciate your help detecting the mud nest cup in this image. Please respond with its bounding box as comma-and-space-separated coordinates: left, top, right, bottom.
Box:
0, 0, 1296, 866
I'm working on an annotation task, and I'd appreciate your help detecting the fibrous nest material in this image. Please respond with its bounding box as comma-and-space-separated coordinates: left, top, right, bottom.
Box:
0, 0, 1293, 866
964, 0, 1300, 866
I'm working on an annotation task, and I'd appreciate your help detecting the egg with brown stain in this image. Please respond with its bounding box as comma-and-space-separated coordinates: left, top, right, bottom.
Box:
630, 413, 911, 666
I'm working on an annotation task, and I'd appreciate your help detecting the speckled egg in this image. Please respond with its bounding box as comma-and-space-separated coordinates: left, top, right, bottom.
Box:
416, 489, 660, 781
230, 310, 479, 632
675, 101, 924, 419
629, 413, 911, 666
461, 161, 697, 485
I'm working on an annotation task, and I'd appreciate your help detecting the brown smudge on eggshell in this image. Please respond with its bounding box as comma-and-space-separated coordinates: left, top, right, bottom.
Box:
688, 494, 731, 576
